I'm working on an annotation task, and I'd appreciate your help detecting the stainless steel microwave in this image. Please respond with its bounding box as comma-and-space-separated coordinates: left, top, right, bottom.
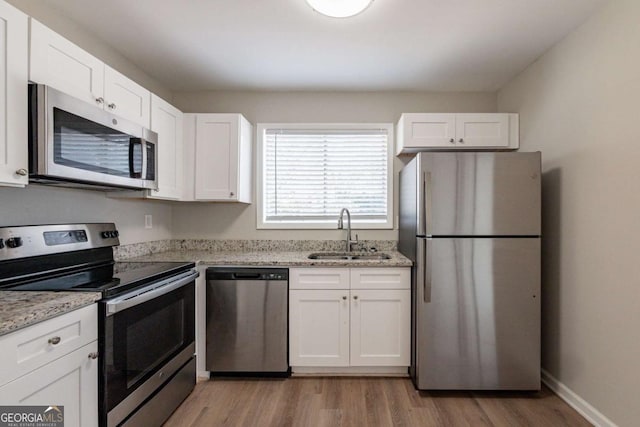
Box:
28, 84, 158, 190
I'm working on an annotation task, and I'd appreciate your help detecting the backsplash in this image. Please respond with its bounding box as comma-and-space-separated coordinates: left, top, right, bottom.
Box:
114, 239, 398, 260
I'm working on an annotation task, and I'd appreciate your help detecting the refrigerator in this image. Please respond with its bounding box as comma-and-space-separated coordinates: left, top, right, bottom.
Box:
398, 152, 541, 390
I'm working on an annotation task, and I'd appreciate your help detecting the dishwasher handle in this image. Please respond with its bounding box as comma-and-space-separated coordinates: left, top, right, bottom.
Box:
231, 273, 262, 280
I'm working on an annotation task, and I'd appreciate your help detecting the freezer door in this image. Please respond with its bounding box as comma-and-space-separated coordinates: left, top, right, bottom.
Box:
418, 152, 541, 236
414, 237, 540, 390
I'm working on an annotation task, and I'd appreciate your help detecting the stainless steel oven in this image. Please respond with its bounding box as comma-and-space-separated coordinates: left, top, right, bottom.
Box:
101, 270, 197, 427
28, 84, 158, 190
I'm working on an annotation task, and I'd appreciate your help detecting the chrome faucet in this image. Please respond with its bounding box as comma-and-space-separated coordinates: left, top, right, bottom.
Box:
338, 208, 358, 252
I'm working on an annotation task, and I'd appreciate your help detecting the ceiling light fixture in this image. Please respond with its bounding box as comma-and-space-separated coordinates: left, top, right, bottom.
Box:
306, 0, 374, 18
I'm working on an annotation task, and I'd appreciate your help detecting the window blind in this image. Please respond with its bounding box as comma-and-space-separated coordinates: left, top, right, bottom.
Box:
263, 129, 389, 223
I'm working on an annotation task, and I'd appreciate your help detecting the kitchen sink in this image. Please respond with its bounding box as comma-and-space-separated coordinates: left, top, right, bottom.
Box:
307, 252, 391, 260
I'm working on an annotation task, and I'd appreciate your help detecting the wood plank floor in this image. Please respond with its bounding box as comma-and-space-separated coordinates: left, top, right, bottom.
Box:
164, 378, 590, 427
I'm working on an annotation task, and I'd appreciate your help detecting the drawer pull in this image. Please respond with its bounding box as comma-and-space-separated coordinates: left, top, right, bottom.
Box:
88, 352, 99, 360
48, 336, 61, 345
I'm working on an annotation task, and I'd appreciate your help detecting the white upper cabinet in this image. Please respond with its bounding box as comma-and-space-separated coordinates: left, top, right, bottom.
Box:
104, 65, 151, 128
0, 1, 28, 188
29, 18, 104, 108
148, 94, 183, 200
29, 19, 150, 127
184, 113, 252, 203
396, 113, 518, 154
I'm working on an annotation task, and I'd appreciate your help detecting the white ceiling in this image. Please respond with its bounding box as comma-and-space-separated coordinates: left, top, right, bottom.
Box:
42, 0, 606, 92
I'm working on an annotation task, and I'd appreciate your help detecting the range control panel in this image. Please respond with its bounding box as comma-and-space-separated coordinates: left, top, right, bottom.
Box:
0, 223, 120, 261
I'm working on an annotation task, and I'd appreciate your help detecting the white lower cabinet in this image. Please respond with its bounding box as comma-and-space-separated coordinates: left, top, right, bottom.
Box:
289, 267, 410, 370
0, 304, 98, 426
0, 341, 98, 427
350, 289, 410, 366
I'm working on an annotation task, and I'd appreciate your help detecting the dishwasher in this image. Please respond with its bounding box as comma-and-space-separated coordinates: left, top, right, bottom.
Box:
206, 267, 290, 376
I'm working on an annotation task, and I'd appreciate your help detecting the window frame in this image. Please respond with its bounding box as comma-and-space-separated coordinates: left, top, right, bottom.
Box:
256, 122, 394, 230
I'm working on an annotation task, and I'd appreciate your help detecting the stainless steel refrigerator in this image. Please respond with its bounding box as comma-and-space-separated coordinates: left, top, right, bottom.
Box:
399, 152, 541, 390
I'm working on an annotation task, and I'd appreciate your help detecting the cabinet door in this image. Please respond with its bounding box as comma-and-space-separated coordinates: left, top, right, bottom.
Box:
104, 65, 150, 127
0, 341, 98, 427
399, 113, 456, 152
289, 290, 350, 367
149, 94, 183, 200
0, 1, 28, 187
350, 289, 410, 366
455, 114, 509, 148
194, 114, 238, 200
29, 19, 104, 107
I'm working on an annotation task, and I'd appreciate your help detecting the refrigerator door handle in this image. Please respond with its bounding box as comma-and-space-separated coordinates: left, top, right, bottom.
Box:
418, 171, 432, 237
424, 238, 432, 303
416, 238, 432, 303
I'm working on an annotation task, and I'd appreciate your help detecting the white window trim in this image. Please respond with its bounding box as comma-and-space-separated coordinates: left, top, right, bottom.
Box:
256, 122, 394, 230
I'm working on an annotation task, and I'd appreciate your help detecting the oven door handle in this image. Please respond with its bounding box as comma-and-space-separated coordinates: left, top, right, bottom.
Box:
106, 271, 199, 316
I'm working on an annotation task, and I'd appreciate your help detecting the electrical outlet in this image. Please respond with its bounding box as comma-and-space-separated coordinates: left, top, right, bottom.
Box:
144, 214, 153, 229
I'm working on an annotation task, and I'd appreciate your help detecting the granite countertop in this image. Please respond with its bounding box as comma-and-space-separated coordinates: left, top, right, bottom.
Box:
0, 291, 102, 336
126, 249, 413, 267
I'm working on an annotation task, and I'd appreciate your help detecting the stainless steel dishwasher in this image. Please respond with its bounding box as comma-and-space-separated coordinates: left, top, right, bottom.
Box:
206, 267, 289, 376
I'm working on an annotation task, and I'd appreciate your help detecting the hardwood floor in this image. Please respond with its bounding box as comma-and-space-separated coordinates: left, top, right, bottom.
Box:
164, 377, 590, 427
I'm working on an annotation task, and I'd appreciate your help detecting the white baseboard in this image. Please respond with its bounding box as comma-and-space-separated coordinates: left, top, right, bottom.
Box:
541, 369, 617, 427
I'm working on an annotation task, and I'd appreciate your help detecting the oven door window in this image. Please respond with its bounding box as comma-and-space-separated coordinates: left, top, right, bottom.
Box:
53, 108, 143, 178
104, 282, 195, 411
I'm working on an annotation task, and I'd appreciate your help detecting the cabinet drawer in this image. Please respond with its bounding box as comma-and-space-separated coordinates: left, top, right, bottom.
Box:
289, 268, 349, 290
350, 268, 410, 290
0, 304, 98, 386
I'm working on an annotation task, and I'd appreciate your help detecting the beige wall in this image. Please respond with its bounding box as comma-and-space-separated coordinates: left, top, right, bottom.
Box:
498, 0, 639, 425
6, 0, 172, 100
0, 186, 172, 245
171, 90, 497, 240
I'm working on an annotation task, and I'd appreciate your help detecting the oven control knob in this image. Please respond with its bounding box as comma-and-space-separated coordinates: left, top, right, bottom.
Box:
101, 231, 110, 239
0, 239, 4, 249
6, 237, 22, 248
113, 230, 119, 238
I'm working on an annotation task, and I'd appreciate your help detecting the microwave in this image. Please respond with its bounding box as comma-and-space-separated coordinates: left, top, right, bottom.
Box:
28, 84, 158, 190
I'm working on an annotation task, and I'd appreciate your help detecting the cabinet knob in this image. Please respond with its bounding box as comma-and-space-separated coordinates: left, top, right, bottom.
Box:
458, 138, 464, 143
88, 352, 99, 360
15, 168, 28, 176
95, 97, 104, 104
353, 295, 358, 300
48, 336, 61, 345
108, 103, 116, 110
229, 192, 235, 197
449, 138, 455, 144
342, 296, 347, 300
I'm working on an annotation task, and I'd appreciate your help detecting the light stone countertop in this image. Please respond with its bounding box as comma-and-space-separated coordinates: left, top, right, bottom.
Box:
0, 291, 101, 336
125, 249, 413, 267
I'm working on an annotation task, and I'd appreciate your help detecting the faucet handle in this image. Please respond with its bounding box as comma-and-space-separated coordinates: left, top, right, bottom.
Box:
337, 218, 343, 229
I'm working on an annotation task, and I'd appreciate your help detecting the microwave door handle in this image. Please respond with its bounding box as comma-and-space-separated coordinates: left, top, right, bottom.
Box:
129, 138, 142, 178
141, 138, 148, 181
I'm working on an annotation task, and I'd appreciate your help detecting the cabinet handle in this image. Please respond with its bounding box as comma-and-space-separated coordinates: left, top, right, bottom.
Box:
342, 296, 347, 300
458, 138, 464, 143
88, 352, 98, 360
353, 295, 358, 300
229, 192, 235, 197
48, 336, 61, 345
15, 168, 28, 176
108, 103, 116, 110
449, 138, 455, 144
95, 97, 104, 104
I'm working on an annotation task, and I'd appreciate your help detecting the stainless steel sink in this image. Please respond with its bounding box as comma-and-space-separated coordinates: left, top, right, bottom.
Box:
308, 252, 391, 260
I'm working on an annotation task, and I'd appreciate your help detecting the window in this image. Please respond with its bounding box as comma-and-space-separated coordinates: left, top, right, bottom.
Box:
257, 123, 393, 229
